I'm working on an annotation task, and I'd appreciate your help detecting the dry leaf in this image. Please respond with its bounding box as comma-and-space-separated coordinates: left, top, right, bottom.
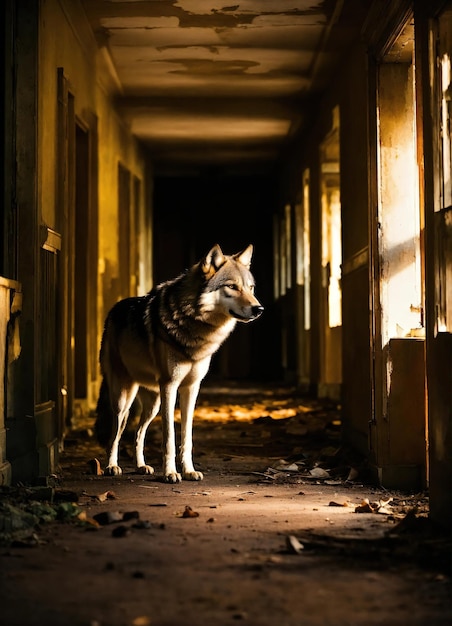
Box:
88, 458, 104, 476
309, 467, 330, 478
286, 535, 304, 554
95, 490, 117, 502
355, 499, 378, 513
76, 511, 100, 528
182, 505, 199, 518
275, 461, 299, 471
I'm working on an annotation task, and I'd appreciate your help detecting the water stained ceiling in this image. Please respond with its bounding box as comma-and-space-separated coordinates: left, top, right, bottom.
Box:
82, 0, 368, 174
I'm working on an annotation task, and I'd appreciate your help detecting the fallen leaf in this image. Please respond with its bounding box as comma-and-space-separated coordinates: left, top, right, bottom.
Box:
77, 511, 100, 528
354, 497, 393, 514
276, 462, 299, 472
376, 499, 394, 515
95, 490, 117, 502
88, 458, 104, 476
309, 467, 330, 478
182, 506, 199, 518
286, 535, 304, 554
355, 499, 378, 513
377, 505, 393, 515
329, 501, 350, 507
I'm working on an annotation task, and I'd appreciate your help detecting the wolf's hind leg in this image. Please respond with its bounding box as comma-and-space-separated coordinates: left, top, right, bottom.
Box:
160, 381, 182, 484
105, 382, 139, 476
179, 382, 204, 481
135, 388, 160, 475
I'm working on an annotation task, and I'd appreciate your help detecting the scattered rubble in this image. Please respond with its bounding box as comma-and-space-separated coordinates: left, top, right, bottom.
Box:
1, 386, 450, 626
0, 386, 447, 580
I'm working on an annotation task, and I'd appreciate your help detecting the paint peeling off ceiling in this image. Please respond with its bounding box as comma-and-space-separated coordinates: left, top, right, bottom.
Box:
82, 0, 368, 174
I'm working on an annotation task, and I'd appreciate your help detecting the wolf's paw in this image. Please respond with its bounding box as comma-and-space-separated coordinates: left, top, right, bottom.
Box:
137, 464, 155, 475
105, 465, 122, 476
183, 470, 204, 481
163, 472, 182, 484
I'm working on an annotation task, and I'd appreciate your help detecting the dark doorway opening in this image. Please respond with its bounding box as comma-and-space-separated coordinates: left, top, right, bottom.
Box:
74, 123, 89, 399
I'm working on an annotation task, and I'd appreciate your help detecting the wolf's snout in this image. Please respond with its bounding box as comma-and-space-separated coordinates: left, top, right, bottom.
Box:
252, 305, 264, 318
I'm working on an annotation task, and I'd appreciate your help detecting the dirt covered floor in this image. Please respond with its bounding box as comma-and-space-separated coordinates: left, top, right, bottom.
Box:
1, 384, 451, 626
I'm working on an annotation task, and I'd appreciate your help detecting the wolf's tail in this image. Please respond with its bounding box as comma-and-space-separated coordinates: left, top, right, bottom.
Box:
94, 378, 113, 448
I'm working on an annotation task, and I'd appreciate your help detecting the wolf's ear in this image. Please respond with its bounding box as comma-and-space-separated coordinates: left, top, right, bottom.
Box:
201, 244, 225, 277
234, 244, 253, 269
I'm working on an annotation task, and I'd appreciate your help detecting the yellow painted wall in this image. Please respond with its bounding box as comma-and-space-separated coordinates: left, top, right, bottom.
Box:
37, 0, 153, 408
39, 0, 149, 261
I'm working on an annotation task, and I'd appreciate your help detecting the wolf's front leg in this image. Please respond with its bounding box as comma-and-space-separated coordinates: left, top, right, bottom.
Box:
179, 383, 203, 481
160, 382, 182, 483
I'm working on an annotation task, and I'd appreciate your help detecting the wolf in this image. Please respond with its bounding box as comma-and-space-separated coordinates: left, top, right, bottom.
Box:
95, 244, 263, 483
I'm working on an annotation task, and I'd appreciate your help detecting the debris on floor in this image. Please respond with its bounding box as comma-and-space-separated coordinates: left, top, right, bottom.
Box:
282, 509, 451, 575
181, 505, 200, 518
0, 386, 443, 561
1, 385, 450, 626
0, 486, 85, 547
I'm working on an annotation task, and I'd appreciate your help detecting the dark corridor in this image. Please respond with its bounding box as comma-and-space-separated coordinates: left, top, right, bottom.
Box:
153, 173, 281, 381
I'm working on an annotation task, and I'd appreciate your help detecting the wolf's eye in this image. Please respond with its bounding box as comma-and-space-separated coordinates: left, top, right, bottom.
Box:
225, 283, 239, 291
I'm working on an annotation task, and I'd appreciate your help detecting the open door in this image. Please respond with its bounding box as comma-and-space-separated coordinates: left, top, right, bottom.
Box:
295, 169, 311, 389
319, 107, 342, 400
74, 123, 90, 402
370, 17, 427, 490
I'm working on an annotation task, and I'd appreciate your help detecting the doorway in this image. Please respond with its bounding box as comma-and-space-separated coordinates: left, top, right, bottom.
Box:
319, 107, 342, 400
74, 123, 90, 400
371, 17, 427, 489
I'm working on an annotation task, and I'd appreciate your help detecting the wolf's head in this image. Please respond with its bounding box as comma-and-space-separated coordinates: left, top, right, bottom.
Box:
197, 244, 264, 324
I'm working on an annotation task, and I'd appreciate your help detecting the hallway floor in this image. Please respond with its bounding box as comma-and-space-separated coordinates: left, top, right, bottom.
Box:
1, 384, 451, 626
